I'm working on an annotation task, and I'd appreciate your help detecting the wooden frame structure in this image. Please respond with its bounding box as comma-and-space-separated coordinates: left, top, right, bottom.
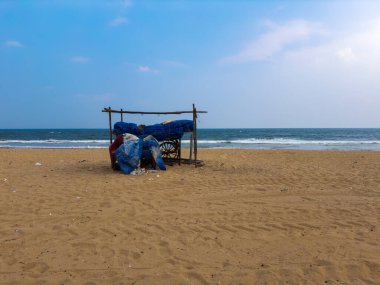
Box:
102, 104, 207, 166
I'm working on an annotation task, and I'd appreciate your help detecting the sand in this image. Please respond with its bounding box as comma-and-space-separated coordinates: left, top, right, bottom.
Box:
0, 148, 379, 285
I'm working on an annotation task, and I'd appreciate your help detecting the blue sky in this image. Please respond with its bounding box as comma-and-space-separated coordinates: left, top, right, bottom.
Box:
1, 0, 380, 128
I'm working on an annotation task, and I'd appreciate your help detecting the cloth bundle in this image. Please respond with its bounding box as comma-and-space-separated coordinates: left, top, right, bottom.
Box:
113, 120, 194, 141
115, 133, 166, 174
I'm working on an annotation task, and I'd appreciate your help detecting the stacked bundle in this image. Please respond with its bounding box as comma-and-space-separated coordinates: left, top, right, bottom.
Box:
111, 134, 166, 175
113, 120, 194, 141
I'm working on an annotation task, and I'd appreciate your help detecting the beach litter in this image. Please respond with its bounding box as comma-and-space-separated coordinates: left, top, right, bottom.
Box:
35, 162, 42, 166
130, 167, 146, 176
3, 178, 7, 182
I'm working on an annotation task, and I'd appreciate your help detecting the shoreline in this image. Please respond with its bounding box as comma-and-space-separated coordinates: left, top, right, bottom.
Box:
1, 146, 380, 152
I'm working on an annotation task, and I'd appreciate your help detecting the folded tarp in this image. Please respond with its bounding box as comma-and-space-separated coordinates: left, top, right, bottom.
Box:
142, 135, 166, 171
115, 134, 142, 174
115, 133, 166, 174
113, 120, 194, 141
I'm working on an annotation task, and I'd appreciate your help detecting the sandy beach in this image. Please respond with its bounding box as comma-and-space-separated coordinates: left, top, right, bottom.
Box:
0, 148, 379, 284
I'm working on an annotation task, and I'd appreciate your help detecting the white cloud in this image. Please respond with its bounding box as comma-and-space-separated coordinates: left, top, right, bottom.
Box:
221, 20, 324, 63
138, 66, 150, 72
222, 18, 380, 68
5, 40, 23, 48
283, 19, 380, 66
110, 16, 128, 27
108, 0, 131, 26
70, 56, 91, 63
336, 47, 355, 63
137, 65, 158, 73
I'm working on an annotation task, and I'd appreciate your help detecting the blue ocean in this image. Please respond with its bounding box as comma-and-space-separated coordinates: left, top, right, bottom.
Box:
0, 129, 380, 151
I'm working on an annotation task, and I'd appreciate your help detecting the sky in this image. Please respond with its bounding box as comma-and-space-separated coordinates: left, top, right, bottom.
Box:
1, 0, 380, 128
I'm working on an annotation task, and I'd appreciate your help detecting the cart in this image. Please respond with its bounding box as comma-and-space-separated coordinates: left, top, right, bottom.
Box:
102, 105, 207, 167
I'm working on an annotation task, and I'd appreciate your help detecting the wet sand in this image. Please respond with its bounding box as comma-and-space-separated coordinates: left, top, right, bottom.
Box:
0, 149, 379, 284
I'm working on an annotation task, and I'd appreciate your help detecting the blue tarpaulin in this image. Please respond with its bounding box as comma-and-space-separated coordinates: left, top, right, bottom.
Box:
142, 136, 166, 171
115, 134, 166, 174
113, 120, 193, 141
115, 134, 142, 174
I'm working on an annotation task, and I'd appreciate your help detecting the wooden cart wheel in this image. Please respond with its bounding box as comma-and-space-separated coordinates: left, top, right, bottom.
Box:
160, 141, 179, 159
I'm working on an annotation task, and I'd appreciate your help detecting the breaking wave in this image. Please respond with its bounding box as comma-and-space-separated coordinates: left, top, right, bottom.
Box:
183, 139, 380, 145
1, 138, 380, 150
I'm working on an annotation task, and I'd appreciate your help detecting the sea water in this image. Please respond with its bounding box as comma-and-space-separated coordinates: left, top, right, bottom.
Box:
0, 128, 380, 151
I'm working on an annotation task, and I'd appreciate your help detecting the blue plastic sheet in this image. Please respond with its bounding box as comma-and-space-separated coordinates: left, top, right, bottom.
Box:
142, 136, 166, 170
113, 120, 193, 141
115, 134, 166, 174
113, 123, 142, 137
115, 134, 143, 174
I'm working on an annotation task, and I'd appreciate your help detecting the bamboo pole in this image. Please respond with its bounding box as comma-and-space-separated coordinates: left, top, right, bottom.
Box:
120, 108, 123, 122
189, 134, 193, 161
193, 104, 198, 167
102, 108, 207, 115
178, 139, 181, 165
107, 107, 113, 144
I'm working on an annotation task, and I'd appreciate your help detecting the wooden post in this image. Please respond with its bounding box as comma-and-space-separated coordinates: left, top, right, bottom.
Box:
178, 139, 181, 165
108, 107, 113, 145
121, 109, 123, 122
189, 134, 193, 161
193, 104, 198, 167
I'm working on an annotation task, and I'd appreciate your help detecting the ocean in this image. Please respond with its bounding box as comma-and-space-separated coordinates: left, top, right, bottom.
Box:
0, 128, 380, 151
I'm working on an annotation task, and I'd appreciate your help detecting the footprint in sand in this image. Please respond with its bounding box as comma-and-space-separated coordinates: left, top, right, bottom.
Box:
159, 240, 172, 257
99, 201, 112, 208
132, 251, 141, 260
23, 261, 49, 274
100, 247, 115, 258
187, 271, 209, 285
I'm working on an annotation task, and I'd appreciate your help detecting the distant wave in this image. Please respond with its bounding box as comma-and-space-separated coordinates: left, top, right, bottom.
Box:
0, 139, 109, 149
183, 139, 380, 145
0, 139, 108, 144
1, 138, 380, 150
0, 146, 106, 149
